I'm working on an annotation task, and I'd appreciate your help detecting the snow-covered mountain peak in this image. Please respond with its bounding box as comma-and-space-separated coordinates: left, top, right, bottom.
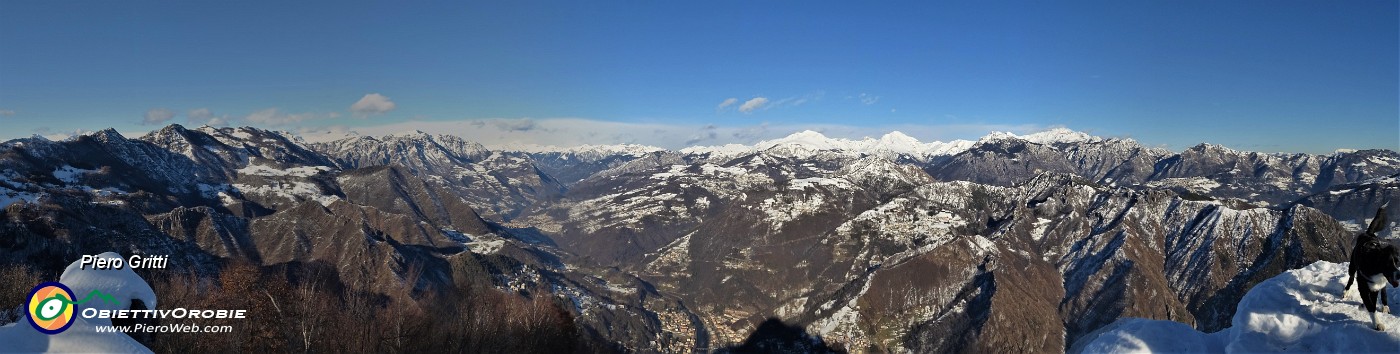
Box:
979, 131, 1020, 143
498, 143, 663, 157
1195, 142, 1224, 150
85, 128, 127, 142
369, 131, 487, 152
295, 128, 362, 143
681, 129, 980, 159
757, 130, 843, 150
756, 129, 940, 154
390, 130, 431, 138
148, 123, 192, 135
1022, 127, 1098, 145
141, 124, 194, 142
678, 143, 751, 156
397, 133, 485, 153
976, 128, 1105, 146
1190, 142, 1240, 154
877, 130, 917, 143
862, 131, 975, 159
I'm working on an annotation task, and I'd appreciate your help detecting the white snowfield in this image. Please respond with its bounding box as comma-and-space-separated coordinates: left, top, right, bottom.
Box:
0, 252, 156, 353
1074, 261, 1400, 353
681, 130, 978, 159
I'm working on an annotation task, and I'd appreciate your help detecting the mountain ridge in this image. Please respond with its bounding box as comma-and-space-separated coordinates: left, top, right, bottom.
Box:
1, 123, 1396, 353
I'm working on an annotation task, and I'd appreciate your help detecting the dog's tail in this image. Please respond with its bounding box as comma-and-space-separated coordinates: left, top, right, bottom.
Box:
1368, 203, 1390, 236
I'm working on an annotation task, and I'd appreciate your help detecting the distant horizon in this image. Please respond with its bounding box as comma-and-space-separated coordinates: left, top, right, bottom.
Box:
2, 2, 1396, 154
14, 121, 1398, 156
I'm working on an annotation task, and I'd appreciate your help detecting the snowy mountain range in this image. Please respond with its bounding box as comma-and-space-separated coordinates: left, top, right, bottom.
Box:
1, 124, 1397, 352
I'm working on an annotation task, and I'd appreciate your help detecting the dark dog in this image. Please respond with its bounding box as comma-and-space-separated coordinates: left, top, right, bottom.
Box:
1344, 203, 1398, 331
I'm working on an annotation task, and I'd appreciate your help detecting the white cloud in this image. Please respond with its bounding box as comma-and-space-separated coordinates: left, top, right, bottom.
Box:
297, 117, 1049, 150
492, 118, 537, 131
738, 97, 769, 113
778, 98, 807, 107
187, 108, 212, 120
723, 92, 821, 113
142, 108, 176, 125
244, 108, 335, 127
770, 97, 806, 108
350, 93, 396, 116
769, 91, 823, 109
717, 98, 739, 111
859, 93, 880, 105
186, 108, 230, 126
245, 108, 283, 125
0, 109, 14, 117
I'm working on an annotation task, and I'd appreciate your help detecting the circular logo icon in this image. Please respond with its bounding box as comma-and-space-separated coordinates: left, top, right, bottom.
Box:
26, 282, 76, 335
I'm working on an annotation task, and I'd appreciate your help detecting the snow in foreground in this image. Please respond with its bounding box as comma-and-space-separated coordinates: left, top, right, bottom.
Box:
0, 252, 156, 353
1074, 261, 1400, 353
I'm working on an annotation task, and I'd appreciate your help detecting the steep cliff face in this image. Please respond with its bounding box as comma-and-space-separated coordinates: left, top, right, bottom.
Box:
926, 132, 1400, 211
336, 165, 493, 236
514, 144, 661, 186
926, 133, 1169, 187
310, 132, 564, 220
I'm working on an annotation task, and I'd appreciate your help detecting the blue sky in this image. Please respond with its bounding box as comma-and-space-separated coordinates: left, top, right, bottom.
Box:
1, 1, 1395, 153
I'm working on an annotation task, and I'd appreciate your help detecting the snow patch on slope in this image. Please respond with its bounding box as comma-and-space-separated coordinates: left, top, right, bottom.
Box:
232, 182, 339, 206
760, 193, 829, 229
1146, 177, 1222, 194
468, 239, 506, 254
0, 190, 41, 209
236, 163, 331, 177
789, 177, 853, 191
52, 165, 97, 184
1031, 217, 1052, 241
0, 170, 42, 208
